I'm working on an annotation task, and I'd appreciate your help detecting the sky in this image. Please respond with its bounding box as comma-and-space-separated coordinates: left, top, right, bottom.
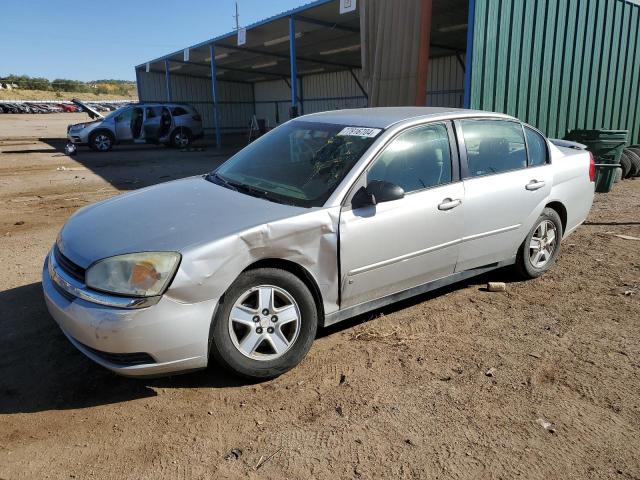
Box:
0, 0, 311, 82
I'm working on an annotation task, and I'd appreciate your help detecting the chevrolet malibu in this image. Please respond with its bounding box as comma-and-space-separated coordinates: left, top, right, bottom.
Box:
43, 107, 595, 379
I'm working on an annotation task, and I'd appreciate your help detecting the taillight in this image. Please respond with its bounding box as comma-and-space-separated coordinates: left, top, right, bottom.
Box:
588, 151, 596, 182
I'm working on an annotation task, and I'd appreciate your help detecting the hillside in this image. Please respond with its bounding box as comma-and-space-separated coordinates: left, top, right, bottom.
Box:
0, 88, 137, 102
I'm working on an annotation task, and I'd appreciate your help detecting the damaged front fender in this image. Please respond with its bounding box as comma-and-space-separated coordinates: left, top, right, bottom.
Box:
166, 206, 342, 318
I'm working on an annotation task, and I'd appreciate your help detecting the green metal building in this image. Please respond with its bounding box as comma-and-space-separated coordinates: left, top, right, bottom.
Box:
466, 0, 640, 144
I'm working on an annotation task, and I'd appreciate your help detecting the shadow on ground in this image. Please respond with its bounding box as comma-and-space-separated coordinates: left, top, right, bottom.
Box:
0, 283, 247, 414
6, 137, 241, 191
0, 264, 519, 414
320, 266, 523, 338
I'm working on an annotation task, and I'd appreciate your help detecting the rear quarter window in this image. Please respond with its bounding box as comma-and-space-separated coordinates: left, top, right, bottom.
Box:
172, 107, 189, 116
525, 127, 549, 166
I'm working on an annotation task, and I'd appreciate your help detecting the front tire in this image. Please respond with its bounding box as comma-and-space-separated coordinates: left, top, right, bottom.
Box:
89, 131, 114, 152
514, 207, 563, 279
209, 268, 318, 379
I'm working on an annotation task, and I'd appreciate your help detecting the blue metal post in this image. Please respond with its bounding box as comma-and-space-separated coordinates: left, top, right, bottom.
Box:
164, 59, 172, 102
209, 44, 222, 148
463, 0, 475, 108
289, 16, 298, 117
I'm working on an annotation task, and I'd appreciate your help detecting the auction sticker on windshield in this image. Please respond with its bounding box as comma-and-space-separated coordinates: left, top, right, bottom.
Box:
337, 127, 382, 138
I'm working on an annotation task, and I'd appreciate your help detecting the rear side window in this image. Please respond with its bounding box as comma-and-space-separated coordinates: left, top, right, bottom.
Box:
525, 126, 549, 166
172, 107, 188, 116
367, 123, 452, 194
460, 120, 527, 177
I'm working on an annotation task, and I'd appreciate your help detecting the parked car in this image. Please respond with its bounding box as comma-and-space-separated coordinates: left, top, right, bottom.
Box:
43, 107, 595, 379
66, 98, 203, 151
58, 103, 78, 112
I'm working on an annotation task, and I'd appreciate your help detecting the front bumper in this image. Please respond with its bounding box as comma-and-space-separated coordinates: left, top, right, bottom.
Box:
67, 131, 88, 145
42, 251, 217, 377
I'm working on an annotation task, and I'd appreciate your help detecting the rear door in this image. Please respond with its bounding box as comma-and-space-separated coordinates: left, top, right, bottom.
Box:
454, 119, 553, 271
339, 122, 464, 308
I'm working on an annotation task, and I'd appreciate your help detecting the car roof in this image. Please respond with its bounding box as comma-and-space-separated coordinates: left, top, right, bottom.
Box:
296, 107, 513, 129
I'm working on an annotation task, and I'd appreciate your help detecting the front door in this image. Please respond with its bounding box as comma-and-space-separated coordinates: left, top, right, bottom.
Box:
455, 119, 553, 271
143, 107, 162, 142
114, 107, 133, 141
340, 122, 464, 308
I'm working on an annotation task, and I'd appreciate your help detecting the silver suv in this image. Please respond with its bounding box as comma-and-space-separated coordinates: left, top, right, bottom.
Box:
67, 99, 204, 151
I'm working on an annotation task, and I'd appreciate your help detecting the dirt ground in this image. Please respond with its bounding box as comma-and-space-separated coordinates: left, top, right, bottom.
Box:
0, 114, 639, 480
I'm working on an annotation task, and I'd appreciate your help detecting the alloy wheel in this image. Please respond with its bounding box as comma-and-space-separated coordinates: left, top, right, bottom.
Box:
529, 219, 558, 268
174, 132, 189, 147
94, 134, 111, 151
228, 285, 301, 361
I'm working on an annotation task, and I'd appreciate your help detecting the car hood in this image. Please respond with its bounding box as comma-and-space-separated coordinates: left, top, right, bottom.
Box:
71, 98, 104, 120
57, 176, 308, 268
70, 120, 101, 129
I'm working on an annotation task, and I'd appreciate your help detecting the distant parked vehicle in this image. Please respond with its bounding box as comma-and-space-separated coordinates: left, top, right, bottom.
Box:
66, 99, 203, 151
58, 103, 78, 113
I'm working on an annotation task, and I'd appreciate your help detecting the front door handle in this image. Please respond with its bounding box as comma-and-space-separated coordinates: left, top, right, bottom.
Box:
526, 180, 546, 191
438, 198, 462, 211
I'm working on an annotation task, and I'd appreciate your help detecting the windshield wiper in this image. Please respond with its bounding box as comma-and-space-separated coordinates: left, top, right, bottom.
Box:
207, 172, 238, 191
208, 172, 292, 206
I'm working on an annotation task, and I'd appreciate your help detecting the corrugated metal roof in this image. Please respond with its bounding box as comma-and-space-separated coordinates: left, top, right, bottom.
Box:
136, 0, 337, 68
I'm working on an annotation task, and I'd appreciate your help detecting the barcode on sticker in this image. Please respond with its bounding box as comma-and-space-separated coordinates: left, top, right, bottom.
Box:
337, 127, 381, 138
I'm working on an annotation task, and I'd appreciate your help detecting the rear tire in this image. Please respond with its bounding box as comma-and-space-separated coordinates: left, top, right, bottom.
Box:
170, 128, 192, 148
514, 207, 563, 279
209, 268, 318, 379
89, 131, 114, 152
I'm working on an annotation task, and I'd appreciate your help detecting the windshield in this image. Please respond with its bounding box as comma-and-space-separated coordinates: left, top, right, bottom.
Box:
210, 120, 381, 207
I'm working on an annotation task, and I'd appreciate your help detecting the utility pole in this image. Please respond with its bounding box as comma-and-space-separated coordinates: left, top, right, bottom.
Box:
233, 2, 240, 30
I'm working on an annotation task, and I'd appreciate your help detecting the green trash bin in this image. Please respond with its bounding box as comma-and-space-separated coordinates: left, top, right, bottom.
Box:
564, 129, 627, 165
564, 129, 628, 192
594, 164, 619, 193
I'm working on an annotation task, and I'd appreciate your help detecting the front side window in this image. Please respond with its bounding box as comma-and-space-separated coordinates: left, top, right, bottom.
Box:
211, 121, 381, 207
461, 120, 527, 177
367, 123, 452, 193
172, 107, 188, 116
115, 108, 132, 123
525, 126, 549, 166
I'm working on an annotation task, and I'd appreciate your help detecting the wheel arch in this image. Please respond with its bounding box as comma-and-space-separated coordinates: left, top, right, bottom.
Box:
207, 257, 325, 359
544, 201, 567, 234
171, 126, 192, 138
242, 258, 325, 322
89, 128, 115, 141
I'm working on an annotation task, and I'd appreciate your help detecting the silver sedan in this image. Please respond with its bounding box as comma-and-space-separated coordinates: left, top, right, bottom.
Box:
43, 107, 595, 379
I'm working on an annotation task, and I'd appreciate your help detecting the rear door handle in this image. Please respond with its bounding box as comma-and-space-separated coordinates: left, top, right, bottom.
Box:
526, 180, 546, 191
438, 198, 462, 211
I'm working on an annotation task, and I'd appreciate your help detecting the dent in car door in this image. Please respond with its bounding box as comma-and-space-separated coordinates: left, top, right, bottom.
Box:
339, 122, 464, 309
455, 119, 553, 272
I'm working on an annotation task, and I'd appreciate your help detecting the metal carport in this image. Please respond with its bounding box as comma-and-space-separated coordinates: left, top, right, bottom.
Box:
135, 0, 470, 146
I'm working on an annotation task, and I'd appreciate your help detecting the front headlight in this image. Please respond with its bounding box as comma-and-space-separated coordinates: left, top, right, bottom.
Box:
85, 252, 181, 297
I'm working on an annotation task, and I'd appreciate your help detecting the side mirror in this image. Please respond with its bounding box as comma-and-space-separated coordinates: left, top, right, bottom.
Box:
352, 180, 405, 208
